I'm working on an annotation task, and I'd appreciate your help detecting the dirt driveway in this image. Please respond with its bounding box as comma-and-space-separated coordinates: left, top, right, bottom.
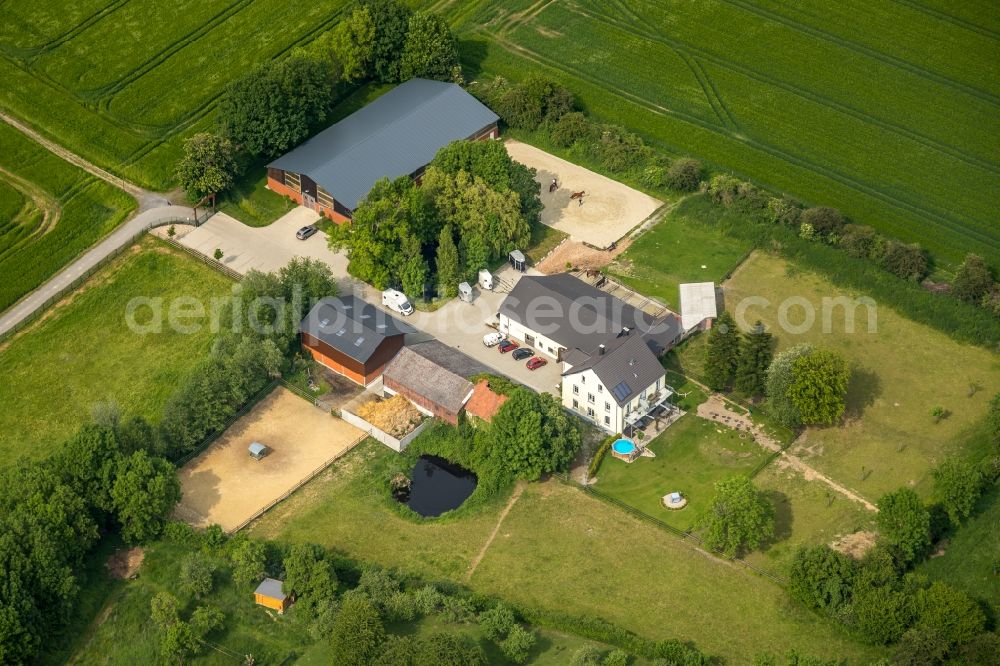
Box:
174, 387, 364, 531
505, 140, 662, 249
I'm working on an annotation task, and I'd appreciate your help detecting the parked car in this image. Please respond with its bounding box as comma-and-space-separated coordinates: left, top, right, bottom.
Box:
296, 225, 318, 240
381, 288, 414, 316
483, 331, 503, 347
511, 347, 534, 361
526, 357, 548, 370
497, 340, 519, 354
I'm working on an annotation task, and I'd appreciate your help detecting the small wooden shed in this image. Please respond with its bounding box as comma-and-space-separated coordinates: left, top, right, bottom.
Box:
254, 578, 290, 613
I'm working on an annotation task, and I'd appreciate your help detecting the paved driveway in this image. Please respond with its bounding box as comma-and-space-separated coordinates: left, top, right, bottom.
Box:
170, 207, 347, 278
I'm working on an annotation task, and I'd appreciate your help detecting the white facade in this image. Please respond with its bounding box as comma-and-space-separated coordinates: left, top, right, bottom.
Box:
561, 364, 669, 434
499, 313, 564, 360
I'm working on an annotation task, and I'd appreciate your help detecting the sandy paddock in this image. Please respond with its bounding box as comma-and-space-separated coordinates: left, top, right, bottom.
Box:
174, 387, 364, 531
505, 140, 662, 249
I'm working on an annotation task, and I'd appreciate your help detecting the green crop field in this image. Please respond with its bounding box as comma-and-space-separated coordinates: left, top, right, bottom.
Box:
0, 121, 135, 312
252, 441, 882, 662
434, 0, 1000, 268
0, 236, 232, 464
0, 0, 352, 190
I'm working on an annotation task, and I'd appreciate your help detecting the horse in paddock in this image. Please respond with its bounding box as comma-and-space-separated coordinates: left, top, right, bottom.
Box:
570, 190, 585, 200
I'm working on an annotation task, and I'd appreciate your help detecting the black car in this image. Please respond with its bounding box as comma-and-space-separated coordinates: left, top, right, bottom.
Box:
296, 225, 318, 240
511, 347, 535, 361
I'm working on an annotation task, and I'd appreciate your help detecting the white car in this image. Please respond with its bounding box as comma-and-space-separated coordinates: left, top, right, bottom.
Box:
483, 331, 503, 347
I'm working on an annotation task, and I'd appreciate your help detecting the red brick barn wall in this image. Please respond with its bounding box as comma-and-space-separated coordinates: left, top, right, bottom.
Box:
383, 377, 460, 425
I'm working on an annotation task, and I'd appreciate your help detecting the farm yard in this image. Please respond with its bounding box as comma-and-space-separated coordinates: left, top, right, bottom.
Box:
0, 121, 135, 312
442, 0, 1000, 268
0, 236, 232, 464
174, 387, 365, 532
251, 441, 882, 663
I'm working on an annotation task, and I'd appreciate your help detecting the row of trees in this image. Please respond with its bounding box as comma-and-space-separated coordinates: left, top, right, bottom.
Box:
177, 0, 461, 202
473, 74, 706, 192
787, 456, 998, 664
331, 140, 540, 296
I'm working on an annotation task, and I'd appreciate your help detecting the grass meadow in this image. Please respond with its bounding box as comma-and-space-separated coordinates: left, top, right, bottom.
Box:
250, 440, 882, 662
0, 122, 135, 312
0, 236, 232, 464
713, 251, 1000, 502
442, 0, 1000, 268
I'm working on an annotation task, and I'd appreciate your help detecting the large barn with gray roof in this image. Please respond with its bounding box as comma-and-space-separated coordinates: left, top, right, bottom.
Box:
267, 78, 499, 223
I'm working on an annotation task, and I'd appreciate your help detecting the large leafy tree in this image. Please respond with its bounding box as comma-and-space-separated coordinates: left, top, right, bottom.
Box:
176, 133, 239, 203
787, 348, 849, 426
326, 5, 375, 82
399, 233, 428, 300
361, 0, 412, 83
283, 543, 338, 613
329, 592, 386, 666
481, 389, 580, 481
765, 343, 813, 427
733, 321, 773, 397
876, 488, 930, 565
700, 476, 774, 557
703, 311, 740, 390
461, 231, 490, 280
787, 546, 857, 615
111, 450, 180, 544
931, 458, 983, 526
228, 536, 267, 588
399, 12, 460, 82
218, 54, 337, 157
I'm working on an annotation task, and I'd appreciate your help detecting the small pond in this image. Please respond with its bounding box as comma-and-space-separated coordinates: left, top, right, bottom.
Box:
397, 455, 478, 517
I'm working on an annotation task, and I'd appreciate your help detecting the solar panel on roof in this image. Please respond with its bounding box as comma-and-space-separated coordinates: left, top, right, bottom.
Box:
611, 381, 632, 402
354, 337, 365, 347
336, 329, 345, 336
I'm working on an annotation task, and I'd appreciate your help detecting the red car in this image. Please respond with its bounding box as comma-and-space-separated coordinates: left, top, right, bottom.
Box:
526, 356, 548, 370
497, 340, 519, 354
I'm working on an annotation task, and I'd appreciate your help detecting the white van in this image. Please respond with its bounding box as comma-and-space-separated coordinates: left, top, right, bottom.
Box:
483, 331, 503, 347
382, 289, 414, 316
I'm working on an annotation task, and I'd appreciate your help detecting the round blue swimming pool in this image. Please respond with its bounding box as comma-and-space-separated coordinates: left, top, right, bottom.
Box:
612, 438, 636, 455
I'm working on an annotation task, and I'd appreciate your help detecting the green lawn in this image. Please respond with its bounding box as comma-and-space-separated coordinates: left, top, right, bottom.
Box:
917, 481, 1000, 611
252, 440, 883, 662
720, 251, 1000, 502
217, 169, 295, 227
441, 0, 1000, 268
594, 414, 768, 531
0, 122, 136, 313
607, 199, 752, 309
0, 236, 232, 463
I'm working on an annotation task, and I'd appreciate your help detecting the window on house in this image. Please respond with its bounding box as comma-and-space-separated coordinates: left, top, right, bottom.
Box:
604, 416, 611, 425
572, 399, 579, 409
587, 407, 595, 418
283, 171, 301, 192
588, 393, 595, 404
573, 385, 579, 395
581, 376, 585, 384
605, 402, 611, 411
597, 384, 603, 393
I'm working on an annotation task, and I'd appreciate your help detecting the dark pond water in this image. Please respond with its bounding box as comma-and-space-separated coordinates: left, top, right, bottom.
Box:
400, 455, 478, 517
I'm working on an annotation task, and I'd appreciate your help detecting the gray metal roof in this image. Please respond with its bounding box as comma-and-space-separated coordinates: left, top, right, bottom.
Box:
248, 442, 267, 455
383, 347, 474, 414
269, 78, 499, 210
562, 334, 666, 407
255, 578, 285, 599
300, 296, 414, 364
499, 274, 681, 356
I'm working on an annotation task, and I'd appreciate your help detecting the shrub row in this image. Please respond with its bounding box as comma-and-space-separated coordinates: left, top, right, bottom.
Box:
587, 433, 618, 479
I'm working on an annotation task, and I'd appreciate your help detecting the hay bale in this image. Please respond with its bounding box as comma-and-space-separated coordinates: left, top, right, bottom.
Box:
356, 394, 423, 437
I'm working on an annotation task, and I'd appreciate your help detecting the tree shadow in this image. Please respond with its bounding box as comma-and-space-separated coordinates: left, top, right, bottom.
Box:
845, 366, 882, 419
760, 489, 793, 550
458, 38, 489, 80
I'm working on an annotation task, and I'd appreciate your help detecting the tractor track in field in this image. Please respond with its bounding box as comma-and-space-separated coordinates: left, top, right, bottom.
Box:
0, 167, 62, 242
580, 2, 1000, 178
483, 28, 1000, 253
0, 0, 129, 60
887, 0, 1000, 41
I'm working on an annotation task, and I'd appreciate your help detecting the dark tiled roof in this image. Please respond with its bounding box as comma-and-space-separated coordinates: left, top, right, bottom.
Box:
300, 296, 414, 364
383, 348, 474, 414
562, 334, 665, 406
499, 274, 681, 356
268, 78, 498, 210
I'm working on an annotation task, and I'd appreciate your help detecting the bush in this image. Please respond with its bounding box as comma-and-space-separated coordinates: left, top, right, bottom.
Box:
592, 125, 651, 172
329, 593, 386, 666
800, 207, 845, 239
588, 434, 617, 478
571, 646, 603, 666
479, 603, 516, 642
550, 111, 592, 147
876, 488, 931, 565
766, 196, 801, 227
500, 624, 536, 664
787, 546, 857, 615
707, 174, 742, 205
879, 240, 929, 282
179, 554, 216, 599
603, 649, 631, 666
664, 157, 704, 192
931, 458, 983, 526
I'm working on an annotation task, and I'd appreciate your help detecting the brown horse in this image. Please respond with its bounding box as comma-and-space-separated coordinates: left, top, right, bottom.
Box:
570, 190, 585, 200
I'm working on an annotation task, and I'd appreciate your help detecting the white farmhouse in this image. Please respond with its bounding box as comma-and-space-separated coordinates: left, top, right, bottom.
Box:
498, 274, 682, 433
